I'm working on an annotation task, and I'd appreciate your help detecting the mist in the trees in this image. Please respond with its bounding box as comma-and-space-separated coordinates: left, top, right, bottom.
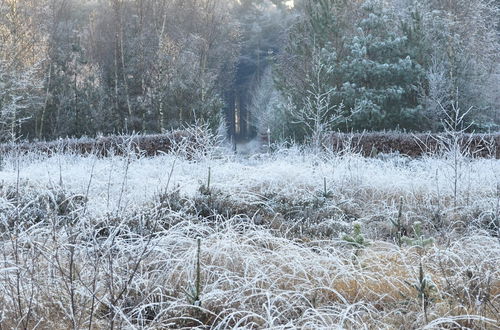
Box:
0, 0, 498, 142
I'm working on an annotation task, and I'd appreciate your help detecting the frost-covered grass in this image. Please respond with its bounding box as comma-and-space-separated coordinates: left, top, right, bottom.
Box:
0, 144, 499, 329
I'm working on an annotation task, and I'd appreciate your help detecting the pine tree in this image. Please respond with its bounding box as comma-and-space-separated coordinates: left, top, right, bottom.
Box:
337, 0, 425, 130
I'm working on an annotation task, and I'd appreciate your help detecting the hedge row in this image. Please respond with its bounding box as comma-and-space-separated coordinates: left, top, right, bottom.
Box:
0, 130, 196, 157
1, 131, 499, 159
327, 132, 500, 158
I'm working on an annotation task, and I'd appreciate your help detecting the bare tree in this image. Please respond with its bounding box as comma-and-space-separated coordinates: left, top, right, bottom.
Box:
288, 51, 345, 149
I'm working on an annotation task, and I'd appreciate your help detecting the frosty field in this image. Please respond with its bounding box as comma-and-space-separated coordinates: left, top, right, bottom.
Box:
0, 144, 499, 329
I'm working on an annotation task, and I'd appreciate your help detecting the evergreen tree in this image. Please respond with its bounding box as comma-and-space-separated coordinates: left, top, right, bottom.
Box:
276, 0, 426, 137
338, 0, 425, 130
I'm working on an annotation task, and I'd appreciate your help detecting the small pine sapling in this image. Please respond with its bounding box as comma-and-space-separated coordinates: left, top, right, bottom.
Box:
321, 177, 333, 198
402, 221, 434, 253
405, 261, 436, 324
390, 196, 404, 247
343, 221, 370, 257
199, 167, 211, 196
316, 177, 333, 202
184, 237, 202, 306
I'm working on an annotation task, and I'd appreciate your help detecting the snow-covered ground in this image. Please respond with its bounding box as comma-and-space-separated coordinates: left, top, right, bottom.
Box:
1, 147, 498, 217
0, 146, 499, 329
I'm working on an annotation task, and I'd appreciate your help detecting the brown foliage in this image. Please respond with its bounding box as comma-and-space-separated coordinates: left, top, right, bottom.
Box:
2, 131, 499, 159
0, 130, 195, 157
328, 132, 500, 158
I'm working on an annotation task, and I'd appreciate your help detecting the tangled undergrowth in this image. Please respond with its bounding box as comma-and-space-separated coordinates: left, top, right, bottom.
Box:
0, 140, 499, 329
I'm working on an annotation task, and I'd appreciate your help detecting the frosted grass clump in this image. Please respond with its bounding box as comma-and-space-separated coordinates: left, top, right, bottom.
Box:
0, 144, 498, 328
